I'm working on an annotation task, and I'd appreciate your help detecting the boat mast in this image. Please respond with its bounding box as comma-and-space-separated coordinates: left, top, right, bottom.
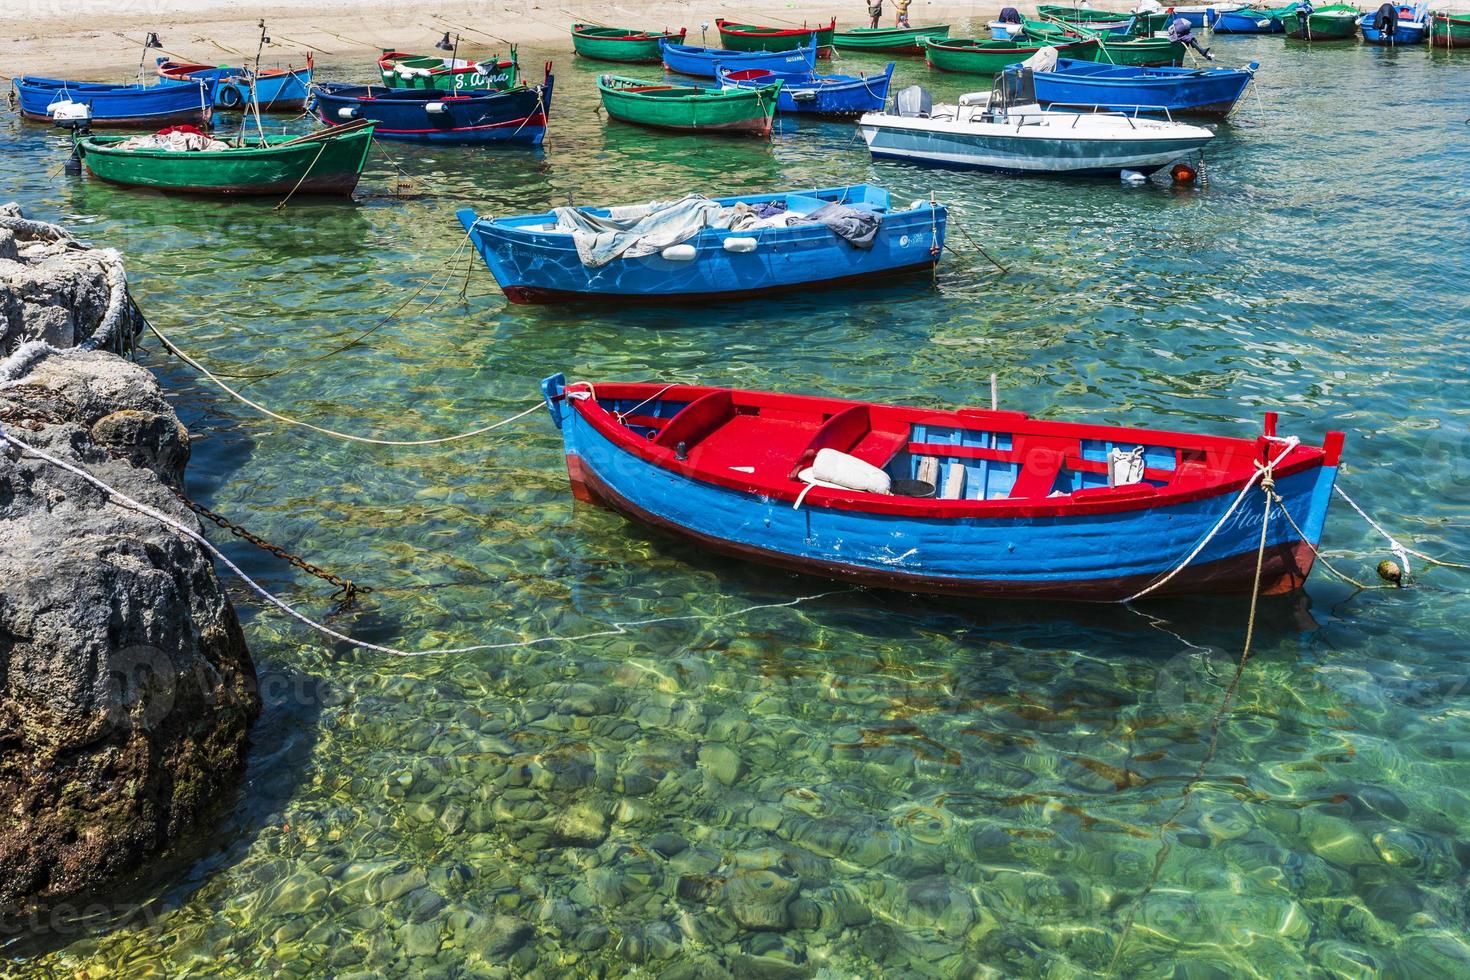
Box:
248, 19, 269, 145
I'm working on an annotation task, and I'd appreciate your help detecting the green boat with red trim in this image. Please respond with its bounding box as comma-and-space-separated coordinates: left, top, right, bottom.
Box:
920, 35, 1100, 73
73, 121, 376, 196
831, 24, 951, 51
596, 73, 781, 135
377, 49, 519, 91
1430, 10, 1470, 47
571, 24, 688, 62
716, 18, 837, 56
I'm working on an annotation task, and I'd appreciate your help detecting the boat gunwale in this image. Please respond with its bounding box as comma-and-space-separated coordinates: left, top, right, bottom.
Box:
562, 382, 1336, 519
77, 126, 375, 160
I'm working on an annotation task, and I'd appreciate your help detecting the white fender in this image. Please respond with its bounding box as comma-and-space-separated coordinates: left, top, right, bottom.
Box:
425, 101, 448, 114
661, 243, 697, 261
722, 237, 757, 253
337, 106, 360, 120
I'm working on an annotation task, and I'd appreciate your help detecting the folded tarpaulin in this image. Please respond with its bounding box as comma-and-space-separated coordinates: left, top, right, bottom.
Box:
552, 195, 737, 268
787, 202, 882, 249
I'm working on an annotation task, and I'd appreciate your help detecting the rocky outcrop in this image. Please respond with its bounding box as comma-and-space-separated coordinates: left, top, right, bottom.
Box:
0, 206, 259, 922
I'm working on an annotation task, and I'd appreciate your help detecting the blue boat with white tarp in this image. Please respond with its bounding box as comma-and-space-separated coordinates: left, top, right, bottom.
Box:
1031, 57, 1258, 118
717, 62, 895, 116
12, 75, 212, 126
660, 38, 818, 77
456, 184, 946, 304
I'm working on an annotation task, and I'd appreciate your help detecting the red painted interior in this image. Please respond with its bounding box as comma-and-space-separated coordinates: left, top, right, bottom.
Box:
563, 382, 1341, 519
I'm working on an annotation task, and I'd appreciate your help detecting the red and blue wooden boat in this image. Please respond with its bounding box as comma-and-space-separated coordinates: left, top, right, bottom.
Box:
156, 55, 313, 111
539, 377, 1345, 600
311, 73, 553, 145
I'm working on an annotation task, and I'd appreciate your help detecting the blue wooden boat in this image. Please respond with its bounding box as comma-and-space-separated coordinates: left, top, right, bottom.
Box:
1210, 6, 1289, 32
1032, 58, 1259, 118
1359, 2, 1430, 43
457, 184, 945, 304
660, 38, 818, 77
156, 56, 313, 111
717, 62, 895, 116
310, 76, 553, 145
538, 377, 1345, 601
12, 76, 212, 126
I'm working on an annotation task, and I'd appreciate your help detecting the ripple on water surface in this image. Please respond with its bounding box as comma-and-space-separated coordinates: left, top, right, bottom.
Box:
3, 36, 1470, 978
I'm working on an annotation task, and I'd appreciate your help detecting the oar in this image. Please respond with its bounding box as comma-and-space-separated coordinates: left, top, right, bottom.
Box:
271, 117, 374, 148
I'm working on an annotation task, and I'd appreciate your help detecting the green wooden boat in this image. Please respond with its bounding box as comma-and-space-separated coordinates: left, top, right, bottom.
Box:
74, 121, 375, 196
1024, 20, 1184, 65
1283, 3, 1361, 38
596, 73, 781, 135
571, 24, 687, 62
1430, 11, 1470, 47
377, 49, 519, 92
716, 18, 837, 54
1036, 4, 1132, 22
920, 35, 1099, 73
831, 24, 950, 51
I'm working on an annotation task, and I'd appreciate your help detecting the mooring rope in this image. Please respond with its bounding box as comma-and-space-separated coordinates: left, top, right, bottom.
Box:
1107, 467, 1276, 976
147, 318, 542, 445
1333, 484, 1470, 573
1120, 439, 1298, 603
1, 422, 846, 657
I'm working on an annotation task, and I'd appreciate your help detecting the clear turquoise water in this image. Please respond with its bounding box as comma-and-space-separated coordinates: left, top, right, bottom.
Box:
5, 33, 1470, 977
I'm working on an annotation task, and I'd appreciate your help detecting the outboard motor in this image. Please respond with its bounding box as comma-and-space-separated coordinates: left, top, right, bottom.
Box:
892, 84, 932, 118
1372, 2, 1399, 36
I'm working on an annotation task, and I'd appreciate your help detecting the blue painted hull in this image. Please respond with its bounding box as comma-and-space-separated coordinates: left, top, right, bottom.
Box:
311, 80, 552, 145
1360, 21, 1429, 42
1211, 10, 1285, 32
546, 385, 1339, 600
458, 184, 945, 303
1033, 59, 1256, 117
163, 66, 313, 110
660, 40, 818, 77
14, 76, 213, 126
722, 64, 894, 115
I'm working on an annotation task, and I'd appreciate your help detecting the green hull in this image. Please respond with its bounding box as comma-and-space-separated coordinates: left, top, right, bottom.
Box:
716, 20, 836, 52
1078, 35, 1185, 66
1431, 13, 1470, 47
597, 74, 780, 135
921, 36, 1099, 73
571, 25, 685, 63
76, 126, 375, 196
1036, 4, 1131, 22
831, 25, 950, 51
1284, 6, 1361, 38
378, 51, 519, 92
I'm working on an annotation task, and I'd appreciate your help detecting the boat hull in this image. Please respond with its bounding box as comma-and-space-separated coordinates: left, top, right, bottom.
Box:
552, 396, 1338, 601
75, 127, 374, 196
861, 120, 1211, 176
1033, 60, 1255, 118
311, 81, 552, 145
922, 37, 1100, 73
716, 19, 836, 56
597, 76, 779, 135
1210, 10, 1285, 33
1360, 20, 1429, 43
157, 61, 312, 111
14, 76, 213, 126
572, 25, 686, 62
1430, 13, 1470, 46
721, 65, 893, 116
661, 40, 818, 77
456, 185, 946, 304
831, 25, 951, 51
1284, 12, 1360, 38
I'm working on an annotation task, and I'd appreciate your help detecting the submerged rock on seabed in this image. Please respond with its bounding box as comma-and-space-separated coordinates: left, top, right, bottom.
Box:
0, 204, 259, 923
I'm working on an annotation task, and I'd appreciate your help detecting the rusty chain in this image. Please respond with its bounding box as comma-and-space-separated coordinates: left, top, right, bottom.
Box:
173, 493, 371, 603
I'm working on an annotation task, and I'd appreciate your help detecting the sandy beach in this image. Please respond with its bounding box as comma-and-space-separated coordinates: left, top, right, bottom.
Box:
0, 0, 1024, 79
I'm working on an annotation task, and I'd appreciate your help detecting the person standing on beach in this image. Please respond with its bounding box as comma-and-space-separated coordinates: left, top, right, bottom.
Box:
868, 0, 884, 29
895, 0, 912, 27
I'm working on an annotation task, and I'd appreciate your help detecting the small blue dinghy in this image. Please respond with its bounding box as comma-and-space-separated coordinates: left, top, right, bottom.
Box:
717, 63, 894, 116
12, 76, 213, 126
1359, 2, 1430, 43
660, 38, 818, 78
1032, 58, 1258, 118
1211, 6, 1291, 32
457, 184, 946, 304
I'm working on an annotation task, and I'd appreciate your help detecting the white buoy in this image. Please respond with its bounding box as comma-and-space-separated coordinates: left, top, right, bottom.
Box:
1120, 169, 1148, 186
